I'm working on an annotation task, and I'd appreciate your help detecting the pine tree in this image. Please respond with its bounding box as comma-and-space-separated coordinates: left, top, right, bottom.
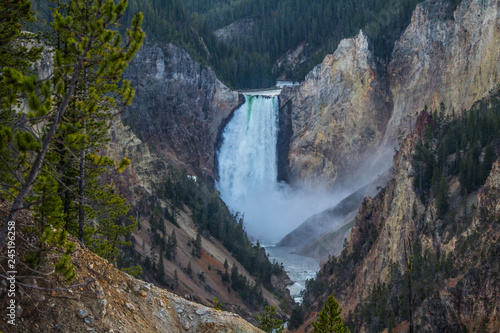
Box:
166, 229, 177, 260
257, 305, 284, 333
0, 0, 42, 104
156, 250, 165, 283
0, 0, 144, 282
313, 294, 350, 333
435, 172, 450, 219
480, 144, 496, 183
193, 231, 202, 258
173, 269, 179, 289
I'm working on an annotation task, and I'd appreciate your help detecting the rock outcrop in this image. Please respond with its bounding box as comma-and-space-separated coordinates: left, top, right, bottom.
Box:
294, 110, 500, 332
0, 219, 263, 333
123, 42, 242, 180
386, 0, 500, 142
215, 18, 255, 44
280, 0, 500, 187
280, 31, 392, 187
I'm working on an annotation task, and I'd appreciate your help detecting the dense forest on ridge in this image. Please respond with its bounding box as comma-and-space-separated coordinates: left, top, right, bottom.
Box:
33, 0, 460, 88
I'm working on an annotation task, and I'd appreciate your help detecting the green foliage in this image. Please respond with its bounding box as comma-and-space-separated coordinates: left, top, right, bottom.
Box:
192, 231, 202, 258
313, 294, 350, 333
213, 297, 222, 310
412, 97, 500, 215
166, 229, 177, 260
83, 185, 137, 262
30, 0, 428, 88
436, 172, 450, 218
121, 265, 144, 278
0, 0, 144, 283
143, 0, 425, 88
257, 305, 284, 333
0, 0, 42, 105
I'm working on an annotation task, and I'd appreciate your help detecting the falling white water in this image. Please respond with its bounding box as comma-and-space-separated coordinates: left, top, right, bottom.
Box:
217, 94, 279, 200
217, 92, 342, 243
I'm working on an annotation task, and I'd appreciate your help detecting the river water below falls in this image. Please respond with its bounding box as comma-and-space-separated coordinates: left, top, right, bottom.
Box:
264, 245, 320, 303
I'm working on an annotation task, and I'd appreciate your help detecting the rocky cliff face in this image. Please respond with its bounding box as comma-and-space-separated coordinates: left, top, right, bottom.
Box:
122, 42, 242, 180
280, 31, 392, 187
386, 0, 500, 142
294, 111, 499, 332
280, 0, 500, 187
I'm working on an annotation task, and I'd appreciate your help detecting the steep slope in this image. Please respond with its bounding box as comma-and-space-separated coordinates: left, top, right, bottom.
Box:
104, 119, 292, 321
280, 0, 500, 188
0, 213, 262, 333
386, 0, 500, 142
279, 31, 392, 187
103, 43, 293, 321
291, 108, 500, 332
122, 42, 243, 181
278, 171, 390, 253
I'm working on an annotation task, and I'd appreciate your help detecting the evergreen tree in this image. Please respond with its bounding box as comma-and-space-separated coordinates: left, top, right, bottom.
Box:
313, 294, 350, 333
257, 305, 284, 333
166, 229, 177, 260
156, 250, 165, 283
193, 231, 202, 258
435, 172, 450, 219
0, 0, 144, 282
0, 0, 42, 104
173, 269, 179, 289
480, 144, 496, 183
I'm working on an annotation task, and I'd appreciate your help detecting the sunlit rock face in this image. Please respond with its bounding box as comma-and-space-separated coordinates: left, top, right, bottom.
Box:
123, 42, 241, 180
280, 0, 500, 189
280, 31, 392, 188
386, 0, 500, 143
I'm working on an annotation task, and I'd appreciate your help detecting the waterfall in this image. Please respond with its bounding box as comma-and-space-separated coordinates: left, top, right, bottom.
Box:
217, 94, 279, 200
217, 92, 341, 243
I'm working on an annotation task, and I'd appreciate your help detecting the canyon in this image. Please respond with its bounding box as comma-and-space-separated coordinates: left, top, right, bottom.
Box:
114, 0, 500, 329
1, 0, 499, 331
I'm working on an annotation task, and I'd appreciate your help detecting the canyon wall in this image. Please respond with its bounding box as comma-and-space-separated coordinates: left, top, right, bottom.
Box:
280, 31, 392, 187
386, 0, 500, 142
295, 110, 500, 332
122, 42, 242, 180
280, 0, 500, 187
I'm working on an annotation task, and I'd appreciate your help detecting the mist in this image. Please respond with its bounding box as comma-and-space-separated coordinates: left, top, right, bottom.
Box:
219, 182, 349, 244
216, 91, 395, 244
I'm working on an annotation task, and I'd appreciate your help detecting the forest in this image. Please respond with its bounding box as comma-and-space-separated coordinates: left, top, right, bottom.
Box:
30, 0, 466, 89
34, 0, 457, 88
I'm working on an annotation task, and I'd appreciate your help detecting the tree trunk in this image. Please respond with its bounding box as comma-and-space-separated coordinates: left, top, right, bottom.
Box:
0, 65, 82, 250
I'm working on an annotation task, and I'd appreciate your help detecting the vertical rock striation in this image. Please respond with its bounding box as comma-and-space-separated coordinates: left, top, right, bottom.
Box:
280, 31, 392, 187
281, 0, 500, 188
122, 42, 241, 180
386, 0, 500, 142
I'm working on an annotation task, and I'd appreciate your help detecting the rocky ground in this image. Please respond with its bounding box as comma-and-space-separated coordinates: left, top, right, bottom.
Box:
0, 209, 263, 332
